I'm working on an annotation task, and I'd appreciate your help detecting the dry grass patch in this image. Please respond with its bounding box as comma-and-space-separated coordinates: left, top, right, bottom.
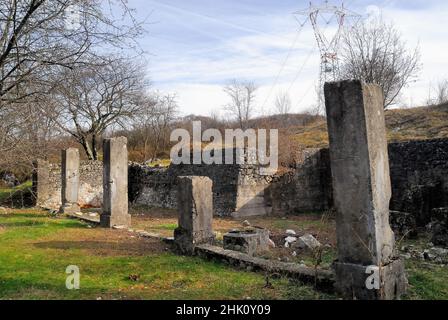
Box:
33, 227, 168, 257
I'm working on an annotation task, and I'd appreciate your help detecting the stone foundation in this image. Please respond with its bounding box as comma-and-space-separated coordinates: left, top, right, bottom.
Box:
333, 259, 407, 300
223, 228, 270, 256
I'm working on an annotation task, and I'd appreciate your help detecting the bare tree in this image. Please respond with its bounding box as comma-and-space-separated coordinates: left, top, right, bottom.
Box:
223, 80, 258, 129
274, 91, 292, 115
46, 57, 148, 160
340, 17, 421, 108
0, 0, 144, 106
429, 80, 448, 105
134, 93, 178, 161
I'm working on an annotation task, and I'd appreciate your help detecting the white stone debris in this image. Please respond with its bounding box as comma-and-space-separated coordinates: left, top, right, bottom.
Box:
286, 229, 296, 236
296, 234, 321, 251
284, 236, 297, 248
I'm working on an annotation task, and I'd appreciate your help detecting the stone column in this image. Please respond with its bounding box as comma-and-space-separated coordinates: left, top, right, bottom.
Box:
32, 159, 50, 207
59, 148, 80, 214
100, 137, 131, 228
324, 80, 407, 300
174, 176, 215, 254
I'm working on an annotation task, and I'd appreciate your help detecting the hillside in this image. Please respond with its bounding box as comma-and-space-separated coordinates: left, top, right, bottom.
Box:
287, 103, 448, 149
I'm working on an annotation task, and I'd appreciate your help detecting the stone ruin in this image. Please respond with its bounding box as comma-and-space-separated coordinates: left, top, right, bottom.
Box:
173, 176, 215, 254
324, 80, 407, 299
100, 137, 131, 228
30, 80, 448, 300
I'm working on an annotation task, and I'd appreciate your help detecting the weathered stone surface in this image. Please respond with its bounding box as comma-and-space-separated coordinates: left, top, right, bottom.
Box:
33, 160, 103, 210
223, 228, 270, 256
174, 176, 215, 254
429, 207, 448, 247
129, 161, 273, 217
389, 210, 418, 239
60, 148, 80, 214
333, 259, 407, 300
324, 80, 406, 299
389, 139, 448, 226
196, 244, 335, 292
100, 137, 131, 228
266, 139, 448, 218
295, 234, 321, 252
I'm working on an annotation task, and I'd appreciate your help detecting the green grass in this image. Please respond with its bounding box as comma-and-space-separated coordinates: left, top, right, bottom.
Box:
1, 208, 447, 300
0, 181, 32, 204
152, 223, 178, 231
404, 262, 448, 300
146, 159, 171, 168
0, 209, 332, 300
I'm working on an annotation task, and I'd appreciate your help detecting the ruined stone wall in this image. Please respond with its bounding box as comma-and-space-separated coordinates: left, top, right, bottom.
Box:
33, 160, 103, 209
388, 139, 448, 225
267, 139, 448, 222
129, 163, 272, 216
266, 148, 332, 215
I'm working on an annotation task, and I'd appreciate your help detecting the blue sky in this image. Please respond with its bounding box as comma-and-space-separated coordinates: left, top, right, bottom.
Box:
127, 0, 448, 116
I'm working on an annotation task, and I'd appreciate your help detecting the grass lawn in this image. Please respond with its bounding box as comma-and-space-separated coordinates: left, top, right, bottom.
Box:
0, 208, 334, 300
1, 207, 447, 300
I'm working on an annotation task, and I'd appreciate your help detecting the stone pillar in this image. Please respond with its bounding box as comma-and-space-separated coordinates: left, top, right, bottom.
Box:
59, 148, 80, 214
174, 176, 215, 254
100, 137, 131, 228
32, 159, 50, 207
324, 80, 407, 300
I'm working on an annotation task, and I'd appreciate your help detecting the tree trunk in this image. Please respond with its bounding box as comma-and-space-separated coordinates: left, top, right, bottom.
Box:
91, 133, 98, 160
79, 136, 95, 160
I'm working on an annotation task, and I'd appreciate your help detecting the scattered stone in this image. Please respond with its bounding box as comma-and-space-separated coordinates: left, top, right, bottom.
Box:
285, 236, 297, 244
0, 207, 8, 215
138, 231, 161, 239
268, 239, 276, 248
400, 253, 411, 260
295, 234, 321, 251
89, 213, 98, 217
292, 251, 297, 257
112, 225, 126, 230
286, 229, 296, 236
242, 220, 251, 227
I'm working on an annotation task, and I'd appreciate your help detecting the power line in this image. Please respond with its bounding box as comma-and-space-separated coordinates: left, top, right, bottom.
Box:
260, 16, 309, 110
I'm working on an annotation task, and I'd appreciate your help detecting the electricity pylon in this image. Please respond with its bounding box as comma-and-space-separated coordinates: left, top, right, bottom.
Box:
294, 1, 360, 112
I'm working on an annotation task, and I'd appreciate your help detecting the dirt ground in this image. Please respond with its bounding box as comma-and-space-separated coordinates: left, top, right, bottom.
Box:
129, 206, 337, 268
33, 226, 169, 257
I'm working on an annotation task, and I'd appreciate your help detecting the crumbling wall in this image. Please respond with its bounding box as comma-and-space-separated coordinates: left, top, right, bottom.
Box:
388, 139, 448, 226
265, 148, 332, 215
33, 161, 103, 209
129, 163, 272, 216
267, 139, 448, 222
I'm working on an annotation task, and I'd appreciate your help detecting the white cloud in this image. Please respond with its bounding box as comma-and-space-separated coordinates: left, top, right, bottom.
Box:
145, 0, 448, 115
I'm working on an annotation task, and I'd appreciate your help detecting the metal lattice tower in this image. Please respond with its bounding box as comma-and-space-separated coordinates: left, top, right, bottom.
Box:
294, 1, 360, 108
